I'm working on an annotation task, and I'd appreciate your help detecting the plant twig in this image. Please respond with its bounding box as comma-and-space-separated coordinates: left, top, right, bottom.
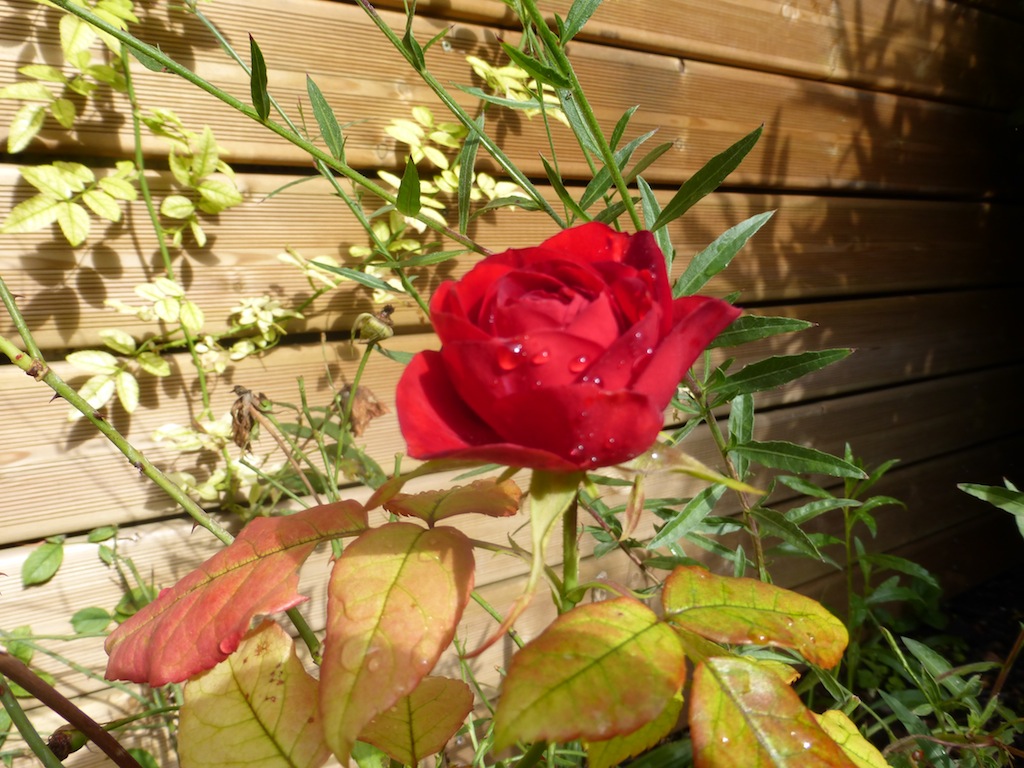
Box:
0, 654, 142, 768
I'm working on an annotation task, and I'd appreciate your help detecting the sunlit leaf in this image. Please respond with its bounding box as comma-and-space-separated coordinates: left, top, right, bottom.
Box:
663, 566, 848, 668
712, 349, 851, 403
632, 446, 763, 495
71, 607, 112, 634
384, 479, 522, 525
99, 328, 136, 355
690, 657, 855, 768
7, 103, 46, 153
493, 598, 685, 749
191, 126, 219, 180
648, 485, 727, 550
306, 76, 345, 160
82, 189, 121, 222
67, 349, 120, 375
56, 201, 90, 246
587, 692, 683, 768
813, 710, 889, 768
22, 539, 64, 586
179, 621, 329, 768
114, 370, 139, 413
105, 501, 368, 685
320, 523, 475, 765
673, 211, 774, 296
50, 98, 76, 129
730, 440, 867, 480
708, 315, 812, 349
652, 126, 762, 232
560, 0, 605, 42
500, 43, 571, 89
196, 178, 243, 212
358, 677, 473, 765
160, 194, 195, 219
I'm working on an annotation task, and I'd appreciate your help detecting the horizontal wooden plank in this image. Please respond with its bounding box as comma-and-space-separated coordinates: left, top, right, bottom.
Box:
1, 163, 1015, 351
2, 332, 1021, 543
0, 0, 1010, 195
368, 0, 1024, 109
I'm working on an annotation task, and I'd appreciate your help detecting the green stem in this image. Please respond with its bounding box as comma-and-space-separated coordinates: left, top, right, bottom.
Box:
354, 0, 564, 228
561, 493, 580, 612
518, 0, 644, 231
470, 591, 524, 650
0, 326, 232, 546
514, 741, 549, 768
0, 675, 65, 768
47, 0, 485, 255
121, 42, 213, 419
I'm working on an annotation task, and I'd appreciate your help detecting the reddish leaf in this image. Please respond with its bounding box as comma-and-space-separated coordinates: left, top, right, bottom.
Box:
319, 522, 475, 765
493, 597, 685, 750
690, 657, 856, 768
358, 676, 473, 765
587, 693, 683, 768
384, 478, 522, 524
662, 566, 848, 668
105, 501, 367, 685
813, 711, 890, 768
178, 621, 329, 768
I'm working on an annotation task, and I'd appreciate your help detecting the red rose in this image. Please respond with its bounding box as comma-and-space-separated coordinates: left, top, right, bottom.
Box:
396, 222, 740, 472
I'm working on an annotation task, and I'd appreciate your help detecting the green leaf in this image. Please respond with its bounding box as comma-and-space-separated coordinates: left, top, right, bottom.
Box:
500, 43, 572, 89
395, 155, 421, 216
22, 540, 64, 586
248, 34, 270, 121
712, 349, 852, 402
560, 0, 605, 42
730, 440, 867, 479
493, 598, 685, 749
637, 176, 673, 262
16, 64, 66, 83
1, 194, 61, 234
136, 351, 171, 377
306, 75, 345, 160
7, 103, 46, 153
557, 87, 601, 156
384, 479, 522, 525
652, 125, 763, 231
87, 525, 117, 543
60, 15, 97, 61
71, 607, 112, 634
191, 125, 219, 179
457, 114, 483, 234
67, 348, 120, 375
54, 201, 89, 245
674, 210, 775, 296
179, 622, 329, 768
129, 44, 166, 72
579, 129, 656, 210
99, 328, 136, 355
709, 314, 812, 348
814, 710, 890, 768
587, 694, 682, 768
959, 483, 1024, 515
691, 657, 857, 767
749, 507, 823, 559
728, 393, 754, 478
609, 105, 639, 150
541, 155, 588, 221
179, 300, 205, 336
648, 484, 726, 550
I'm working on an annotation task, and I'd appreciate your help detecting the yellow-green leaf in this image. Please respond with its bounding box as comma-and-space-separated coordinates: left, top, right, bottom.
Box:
1, 194, 61, 234
0, 81, 54, 101
21, 165, 76, 197
168, 147, 192, 186
192, 125, 219, 179
587, 693, 683, 768
160, 194, 195, 219
67, 349, 120, 375
493, 598, 686, 750
663, 566, 848, 668
180, 300, 205, 336
97, 175, 137, 201
99, 328, 136, 355
82, 188, 122, 222
178, 621, 330, 768
189, 218, 207, 248
115, 370, 139, 413
56, 201, 90, 246
7, 103, 46, 153
154, 297, 180, 323
51, 97, 76, 128
690, 657, 856, 768
71, 374, 116, 419
320, 523, 475, 765
813, 710, 890, 768
358, 677, 473, 765
53, 161, 94, 189
196, 178, 243, 213
59, 14, 97, 61
384, 478, 522, 525
136, 351, 171, 377
17, 64, 66, 83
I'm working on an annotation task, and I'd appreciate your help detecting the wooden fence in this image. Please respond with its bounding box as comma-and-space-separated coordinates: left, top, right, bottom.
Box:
1, 0, 1023, 764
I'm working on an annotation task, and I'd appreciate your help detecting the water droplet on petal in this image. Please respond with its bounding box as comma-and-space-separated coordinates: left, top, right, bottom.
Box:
568, 354, 588, 373
531, 349, 551, 365
497, 342, 526, 370
802, 741, 812, 750
720, 736, 730, 745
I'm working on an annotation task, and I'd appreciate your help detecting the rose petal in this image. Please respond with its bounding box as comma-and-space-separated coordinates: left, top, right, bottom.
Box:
397, 351, 506, 457
539, 221, 630, 265
484, 385, 665, 468
629, 296, 742, 406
